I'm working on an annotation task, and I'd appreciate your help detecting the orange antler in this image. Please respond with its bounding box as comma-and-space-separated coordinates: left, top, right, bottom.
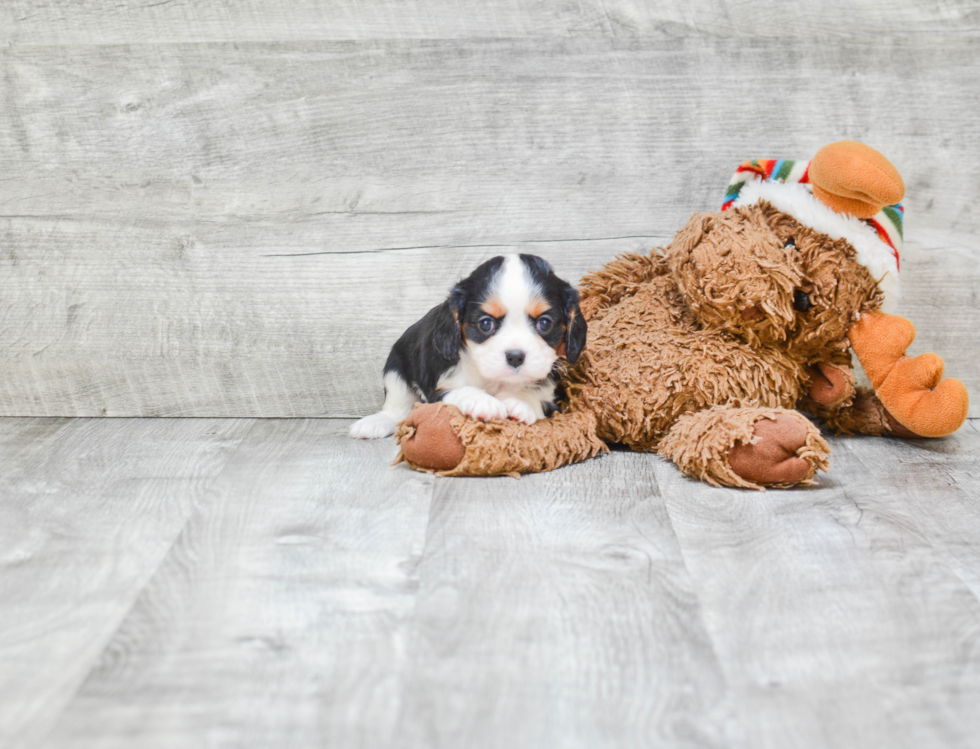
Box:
810, 141, 905, 219
849, 312, 969, 437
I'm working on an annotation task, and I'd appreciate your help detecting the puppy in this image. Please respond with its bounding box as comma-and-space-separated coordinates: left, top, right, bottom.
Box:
350, 253, 586, 439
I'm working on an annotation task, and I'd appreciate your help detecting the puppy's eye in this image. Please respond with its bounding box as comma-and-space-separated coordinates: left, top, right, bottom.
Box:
535, 316, 553, 334
793, 290, 813, 312
785, 237, 797, 250
478, 316, 496, 333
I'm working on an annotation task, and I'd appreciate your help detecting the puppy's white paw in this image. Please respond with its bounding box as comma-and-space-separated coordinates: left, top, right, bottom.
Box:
349, 412, 397, 439
501, 397, 538, 425
443, 387, 508, 421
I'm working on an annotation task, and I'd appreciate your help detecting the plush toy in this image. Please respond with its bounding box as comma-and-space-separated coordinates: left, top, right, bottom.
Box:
393, 142, 969, 488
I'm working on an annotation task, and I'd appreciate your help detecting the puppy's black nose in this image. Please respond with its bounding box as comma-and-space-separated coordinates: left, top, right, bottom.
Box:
505, 350, 526, 369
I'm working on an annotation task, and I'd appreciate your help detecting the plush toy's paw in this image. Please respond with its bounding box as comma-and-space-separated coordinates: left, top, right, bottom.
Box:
442, 387, 508, 421
728, 413, 829, 486
501, 397, 538, 425
395, 404, 466, 472
659, 406, 830, 489
806, 362, 855, 408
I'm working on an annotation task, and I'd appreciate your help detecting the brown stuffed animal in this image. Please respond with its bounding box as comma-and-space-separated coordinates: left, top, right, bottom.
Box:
393, 142, 969, 488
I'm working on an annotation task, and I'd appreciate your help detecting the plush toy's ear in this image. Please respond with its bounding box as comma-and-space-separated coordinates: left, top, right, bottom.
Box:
564, 287, 587, 365
666, 212, 713, 269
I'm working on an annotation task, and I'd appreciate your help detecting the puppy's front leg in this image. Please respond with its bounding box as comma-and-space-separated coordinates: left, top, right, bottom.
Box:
498, 390, 552, 425
500, 398, 538, 425
441, 386, 509, 421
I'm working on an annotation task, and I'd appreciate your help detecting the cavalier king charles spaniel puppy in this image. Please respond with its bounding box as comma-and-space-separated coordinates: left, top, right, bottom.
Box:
350, 253, 586, 439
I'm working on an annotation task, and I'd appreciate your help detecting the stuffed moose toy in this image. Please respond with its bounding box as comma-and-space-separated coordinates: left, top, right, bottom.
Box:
394, 141, 969, 488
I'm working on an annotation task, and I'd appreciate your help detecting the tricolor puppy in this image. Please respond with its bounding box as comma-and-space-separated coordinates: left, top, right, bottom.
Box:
350, 254, 586, 439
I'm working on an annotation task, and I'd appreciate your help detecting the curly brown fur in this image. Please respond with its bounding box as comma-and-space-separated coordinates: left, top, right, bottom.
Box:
395, 403, 606, 477
659, 406, 831, 489
578, 251, 668, 324
669, 206, 801, 348
565, 272, 805, 450
756, 201, 884, 360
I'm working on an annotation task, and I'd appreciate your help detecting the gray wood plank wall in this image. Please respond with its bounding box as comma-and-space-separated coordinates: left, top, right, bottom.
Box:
1, 2, 978, 417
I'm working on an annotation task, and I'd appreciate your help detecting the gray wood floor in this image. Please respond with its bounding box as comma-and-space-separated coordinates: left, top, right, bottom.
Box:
2, 417, 979, 749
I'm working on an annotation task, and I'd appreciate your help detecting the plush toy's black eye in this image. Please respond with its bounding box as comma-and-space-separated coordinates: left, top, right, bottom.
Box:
535, 316, 553, 334
793, 290, 812, 312
478, 316, 497, 333
785, 237, 797, 250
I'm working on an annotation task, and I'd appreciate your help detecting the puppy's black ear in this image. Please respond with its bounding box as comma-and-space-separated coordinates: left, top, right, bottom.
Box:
432, 286, 465, 362
563, 286, 587, 365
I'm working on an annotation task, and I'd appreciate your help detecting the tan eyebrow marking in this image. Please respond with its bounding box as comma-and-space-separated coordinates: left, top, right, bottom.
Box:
525, 298, 550, 318
481, 298, 506, 318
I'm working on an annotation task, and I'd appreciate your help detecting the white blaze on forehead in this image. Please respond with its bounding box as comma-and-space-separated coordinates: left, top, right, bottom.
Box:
491, 254, 540, 323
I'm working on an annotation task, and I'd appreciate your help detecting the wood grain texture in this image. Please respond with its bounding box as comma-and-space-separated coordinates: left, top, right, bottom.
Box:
2, 32, 978, 417
41, 419, 434, 749
832, 421, 980, 602
0, 417, 253, 749
3, 0, 979, 44
393, 453, 736, 748
653, 425, 980, 749
2, 416, 979, 747
3, 38, 979, 230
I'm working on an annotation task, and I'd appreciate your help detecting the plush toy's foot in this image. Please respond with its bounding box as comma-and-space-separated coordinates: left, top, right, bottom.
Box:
396, 403, 466, 471
808, 386, 919, 438
659, 406, 831, 490
727, 414, 820, 485
394, 402, 606, 477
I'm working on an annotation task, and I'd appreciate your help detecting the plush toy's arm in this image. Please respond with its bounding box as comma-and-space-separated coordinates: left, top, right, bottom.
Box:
578, 251, 667, 322
394, 403, 606, 476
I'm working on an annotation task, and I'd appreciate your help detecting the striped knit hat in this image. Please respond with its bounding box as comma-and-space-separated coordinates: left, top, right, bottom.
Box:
722, 158, 904, 312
